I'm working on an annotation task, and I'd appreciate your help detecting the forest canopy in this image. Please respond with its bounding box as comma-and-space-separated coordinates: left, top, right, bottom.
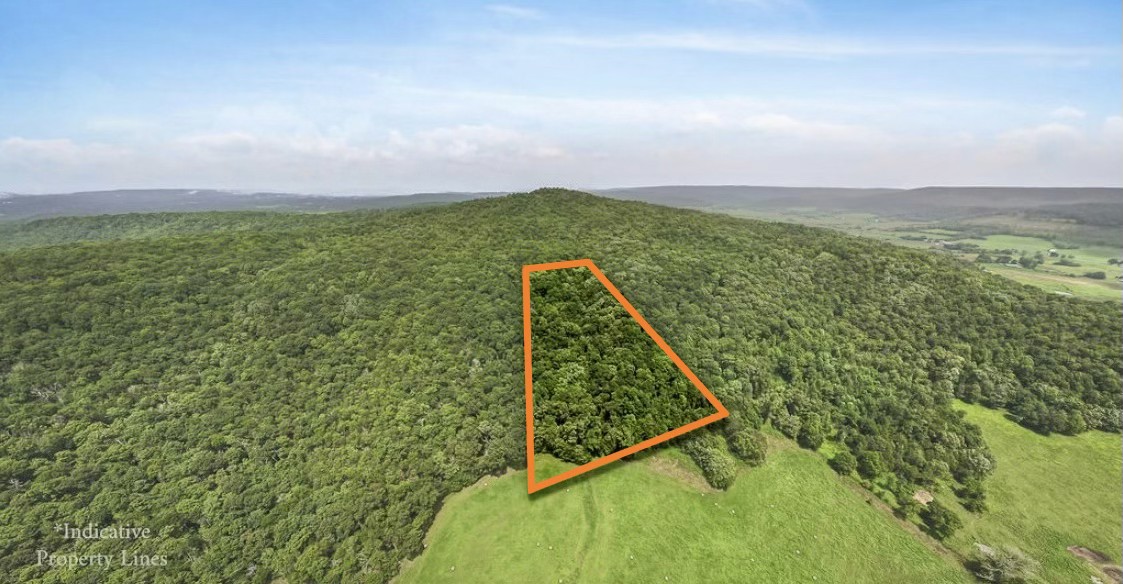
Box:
1, 189, 1119, 583
529, 266, 716, 465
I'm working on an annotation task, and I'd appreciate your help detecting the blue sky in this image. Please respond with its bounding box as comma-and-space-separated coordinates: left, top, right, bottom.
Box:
1, 0, 1119, 193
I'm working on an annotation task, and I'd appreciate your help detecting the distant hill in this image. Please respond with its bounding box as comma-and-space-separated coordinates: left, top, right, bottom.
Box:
846, 187, 1123, 220
0, 189, 504, 221
3, 185, 1121, 227
594, 185, 1123, 222
591, 185, 898, 209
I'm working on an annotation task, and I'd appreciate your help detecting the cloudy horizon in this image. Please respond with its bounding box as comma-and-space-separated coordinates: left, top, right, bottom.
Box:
2, 0, 1120, 195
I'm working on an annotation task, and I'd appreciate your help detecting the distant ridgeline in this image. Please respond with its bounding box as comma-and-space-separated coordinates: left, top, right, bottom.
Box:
1, 189, 1119, 582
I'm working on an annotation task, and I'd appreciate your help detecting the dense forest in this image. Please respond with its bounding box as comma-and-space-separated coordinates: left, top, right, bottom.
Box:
529, 266, 716, 464
1, 189, 1119, 582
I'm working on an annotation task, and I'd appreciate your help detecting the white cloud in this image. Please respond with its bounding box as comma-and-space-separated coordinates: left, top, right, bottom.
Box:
0, 126, 573, 193
485, 4, 544, 20
0, 138, 139, 192
736, 113, 881, 141
0, 137, 132, 172
957, 119, 1122, 185
4, 98, 1120, 193
408, 124, 565, 161
677, 111, 886, 145
1104, 115, 1123, 138
526, 32, 1114, 60
992, 122, 1084, 162
4, 114, 1119, 193
176, 131, 397, 165
1050, 106, 1086, 120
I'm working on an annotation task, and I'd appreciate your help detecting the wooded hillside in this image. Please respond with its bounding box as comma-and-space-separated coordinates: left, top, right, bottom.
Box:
1, 189, 1119, 583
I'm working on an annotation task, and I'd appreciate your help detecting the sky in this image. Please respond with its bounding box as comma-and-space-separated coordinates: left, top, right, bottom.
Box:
0, 0, 1119, 194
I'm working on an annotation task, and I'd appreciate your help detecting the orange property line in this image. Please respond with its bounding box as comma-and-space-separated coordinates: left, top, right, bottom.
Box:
522, 258, 729, 494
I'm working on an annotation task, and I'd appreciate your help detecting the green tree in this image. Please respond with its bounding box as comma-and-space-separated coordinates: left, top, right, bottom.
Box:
856, 450, 884, 480
919, 500, 962, 540
955, 478, 988, 512
829, 450, 857, 475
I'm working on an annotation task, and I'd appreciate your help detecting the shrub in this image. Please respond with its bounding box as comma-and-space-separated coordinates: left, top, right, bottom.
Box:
829, 450, 857, 475
771, 412, 801, 440
919, 500, 962, 540
727, 430, 767, 467
968, 545, 1039, 583
895, 498, 922, 520
679, 432, 739, 490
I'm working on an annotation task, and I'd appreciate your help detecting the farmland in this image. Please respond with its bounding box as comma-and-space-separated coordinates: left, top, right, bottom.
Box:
717, 208, 1122, 302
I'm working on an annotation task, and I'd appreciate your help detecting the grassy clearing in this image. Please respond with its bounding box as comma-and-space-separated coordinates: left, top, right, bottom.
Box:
396, 447, 971, 584
948, 402, 1123, 583
983, 265, 1122, 302
396, 402, 1123, 584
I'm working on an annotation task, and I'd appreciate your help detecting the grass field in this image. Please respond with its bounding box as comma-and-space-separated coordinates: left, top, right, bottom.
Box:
948, 402, 1123, 583
395, 445, 971, 583
983, 265, 1122, 301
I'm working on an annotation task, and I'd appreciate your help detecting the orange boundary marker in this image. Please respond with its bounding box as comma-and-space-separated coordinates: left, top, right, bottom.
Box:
523, 258, 729, 494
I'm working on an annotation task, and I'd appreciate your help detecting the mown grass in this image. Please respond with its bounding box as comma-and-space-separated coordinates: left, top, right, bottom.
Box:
395, 447, 971, 584
948, 402, 1123, 583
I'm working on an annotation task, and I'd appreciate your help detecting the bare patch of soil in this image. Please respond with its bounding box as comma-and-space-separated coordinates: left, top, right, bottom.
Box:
912, 490, 933, 505
1067, 546, 1122, 584
1070, 546, 1113, 564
